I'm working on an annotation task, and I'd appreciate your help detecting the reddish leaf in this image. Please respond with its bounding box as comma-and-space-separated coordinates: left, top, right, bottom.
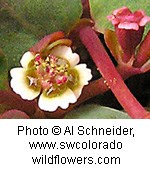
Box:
0, 109, 30, 119
104, 29, 123, 63
30, 31, 65, 53
0, 89, 37, 115
134, 31, 150, 67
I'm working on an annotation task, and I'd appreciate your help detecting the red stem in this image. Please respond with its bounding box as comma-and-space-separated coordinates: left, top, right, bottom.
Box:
81, 0, 91, 18
79, 26, 150, 119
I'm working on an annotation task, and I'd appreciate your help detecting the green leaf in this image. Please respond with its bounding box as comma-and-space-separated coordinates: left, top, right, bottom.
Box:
0, 0, 82, 70
89, 0, 150, 33
64, 104, 130, 119
0, 31, 37, 70
0, 49, 8, 90
7, 0, 82, 36
0, 4, 38, 69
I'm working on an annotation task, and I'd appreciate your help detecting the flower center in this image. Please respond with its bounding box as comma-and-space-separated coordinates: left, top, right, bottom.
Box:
26, 53, 79, 97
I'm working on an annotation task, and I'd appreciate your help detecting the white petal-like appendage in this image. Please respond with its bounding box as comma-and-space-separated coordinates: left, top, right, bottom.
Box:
70, 64, 92, 99
20, 51, 35, 68
118, 22, 139, 30
74, 64, 92, 86
10, 68, 26, 78
50, 46, 80, 66
73, 85, 83, 99
38, 88, 77, 112
69, 53, 80, 66
10, 68, 40, 100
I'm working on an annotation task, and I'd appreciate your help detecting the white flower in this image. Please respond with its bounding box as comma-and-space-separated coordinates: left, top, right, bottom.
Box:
10, 45, 92, 112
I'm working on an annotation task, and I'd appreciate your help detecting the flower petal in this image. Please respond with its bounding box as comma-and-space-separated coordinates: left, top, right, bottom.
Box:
10, 68, 40, 100
10, 67, 26, 78
71, 64, 92, 99
113, 6, 131, 16
38, 88, 77, 112
50, 45, 80, 66
139, 16, 150, 26
118, 22, 139, 30
20, 51, 35, 68
72, 85, 83, 99
74, 64, 92, 86
107, 15, 119, 25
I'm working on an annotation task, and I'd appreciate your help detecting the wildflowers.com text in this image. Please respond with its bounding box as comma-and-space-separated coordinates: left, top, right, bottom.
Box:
32, 154, 121, 165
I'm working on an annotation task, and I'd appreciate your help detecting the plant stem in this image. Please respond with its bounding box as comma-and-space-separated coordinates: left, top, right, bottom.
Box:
81, 0, 91, 18
46, 54, 147, 118
79, 26, 150, 119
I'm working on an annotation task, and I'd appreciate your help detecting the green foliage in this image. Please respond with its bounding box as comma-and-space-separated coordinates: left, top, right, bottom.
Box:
0, 32, 37, 69
6, 0, 82, 36
0, 49, 8, 89
90, 0, 150, 33
0, 32, 36, 69
64, 104, 130, 119
0, 0, 82, 69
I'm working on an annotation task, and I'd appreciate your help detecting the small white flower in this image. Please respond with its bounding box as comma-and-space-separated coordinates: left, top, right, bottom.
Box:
10, 45, 92, 112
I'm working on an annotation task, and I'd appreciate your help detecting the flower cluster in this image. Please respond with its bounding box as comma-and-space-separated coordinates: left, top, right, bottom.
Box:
107, 6, 150, 30
10, 45, 92, 112
105, 6, 150, 73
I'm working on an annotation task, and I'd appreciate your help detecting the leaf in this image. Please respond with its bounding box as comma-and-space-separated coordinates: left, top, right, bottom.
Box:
0, 8, 37, 70
64, 104, 130, 119
0, 0, 82, 70
0, 109, 30, 119
0, 4, 37, 69
0, 31, 37, 70
6, 0, 82, 36
135, 31, 150, 67
0, 90, 37, 116
104, 29, 123, 62
0, 49, 8, 90
30, 31, 65, 53
89, 0, 150, 33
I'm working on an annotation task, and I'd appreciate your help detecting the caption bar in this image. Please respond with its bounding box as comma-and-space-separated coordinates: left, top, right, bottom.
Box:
0, 120, 149, 172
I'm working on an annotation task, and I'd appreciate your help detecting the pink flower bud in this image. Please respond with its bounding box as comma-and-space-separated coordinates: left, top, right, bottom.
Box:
107, 7, 150, 62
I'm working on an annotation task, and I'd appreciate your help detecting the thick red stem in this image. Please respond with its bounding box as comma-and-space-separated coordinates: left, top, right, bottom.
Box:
79, 26, 150, 119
